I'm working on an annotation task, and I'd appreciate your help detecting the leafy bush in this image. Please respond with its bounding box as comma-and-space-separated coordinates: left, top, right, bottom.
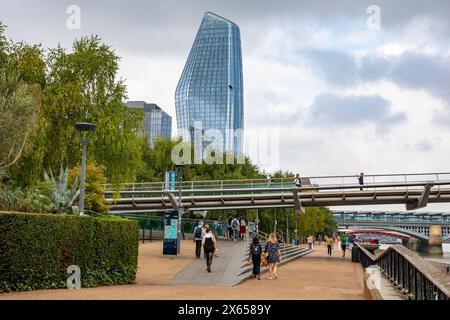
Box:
0, 212, 139, 292
69, 163, 108, 213
0, 187, 25, 211
22, 181, 53, 212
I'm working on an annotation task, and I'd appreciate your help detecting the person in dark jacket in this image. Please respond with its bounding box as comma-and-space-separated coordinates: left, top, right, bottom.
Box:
202, 227, 216, 272
358, 172, 364, 191
248, 237, 262, 280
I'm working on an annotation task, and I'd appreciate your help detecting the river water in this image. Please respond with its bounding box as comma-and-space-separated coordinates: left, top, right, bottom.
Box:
379, 243, 450, 266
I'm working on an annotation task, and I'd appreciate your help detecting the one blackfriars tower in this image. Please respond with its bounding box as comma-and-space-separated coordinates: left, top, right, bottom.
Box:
175, 12, 244, 156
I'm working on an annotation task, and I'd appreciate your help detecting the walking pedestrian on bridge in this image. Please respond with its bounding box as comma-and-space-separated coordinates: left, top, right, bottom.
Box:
357, 172, 364, 191
294, 173, 302, 188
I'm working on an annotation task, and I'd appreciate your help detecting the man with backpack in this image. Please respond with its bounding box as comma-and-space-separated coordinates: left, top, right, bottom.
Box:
231, 217, 239, 241
193, 221, 205, 258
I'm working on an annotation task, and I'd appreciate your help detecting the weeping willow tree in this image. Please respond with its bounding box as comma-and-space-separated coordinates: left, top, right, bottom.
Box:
0, 73, 40, 169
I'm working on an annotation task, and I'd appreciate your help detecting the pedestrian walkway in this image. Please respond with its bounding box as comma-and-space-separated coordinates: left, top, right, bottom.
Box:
170, 239, 247, 286
0, 241, 370, 300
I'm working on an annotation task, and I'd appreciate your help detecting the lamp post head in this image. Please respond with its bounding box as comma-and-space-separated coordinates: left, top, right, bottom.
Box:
75, 122, 96, 145
75, 122, 97, 132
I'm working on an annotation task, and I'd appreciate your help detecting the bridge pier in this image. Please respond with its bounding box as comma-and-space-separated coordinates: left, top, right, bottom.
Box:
422, 225, 443, 255
403, 237, 420, 252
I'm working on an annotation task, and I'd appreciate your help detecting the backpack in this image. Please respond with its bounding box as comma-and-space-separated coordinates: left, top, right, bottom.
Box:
232, 219, 239, 229
250, 244, 261, 257
204, 237, 215, 252
194, 227, 202, 238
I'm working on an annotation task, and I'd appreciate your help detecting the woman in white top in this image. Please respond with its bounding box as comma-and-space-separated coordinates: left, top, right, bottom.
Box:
202, 227, 217, 273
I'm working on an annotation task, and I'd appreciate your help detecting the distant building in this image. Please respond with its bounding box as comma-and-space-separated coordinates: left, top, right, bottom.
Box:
175, 12, 244, 155
126, 101, 172, 146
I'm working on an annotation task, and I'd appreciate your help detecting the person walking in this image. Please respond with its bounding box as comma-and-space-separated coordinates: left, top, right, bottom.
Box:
307, 235, 313, 251
227, 216, 233, 240
231, 217, 239, 241
248, 236, 262, 280
223, 216, 228, 238
340, 233, 349, 258
240, 217, 247, 241
358, 172, 364, 191
264, 233, 281, 280
325, 235, 333, 256
202, 227, 216, 272
294, 173, 302, 188
193, 221, 205, 258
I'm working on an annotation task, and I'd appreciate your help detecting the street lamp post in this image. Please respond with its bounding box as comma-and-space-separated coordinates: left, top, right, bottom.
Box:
274, 209, 277, 235
75, 122, 96, 216
175, 164, 184, 254
286, 209, 289, 244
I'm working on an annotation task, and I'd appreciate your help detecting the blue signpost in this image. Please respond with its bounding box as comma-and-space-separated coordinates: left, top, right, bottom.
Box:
163, 210, 179, 255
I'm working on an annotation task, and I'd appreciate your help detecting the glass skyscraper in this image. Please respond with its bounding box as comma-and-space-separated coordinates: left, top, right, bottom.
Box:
126, 101, 172, 147
175, 12, 244, 155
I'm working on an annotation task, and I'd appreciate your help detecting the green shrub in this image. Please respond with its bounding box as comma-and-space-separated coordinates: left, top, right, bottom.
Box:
22, 181, 53, 212
69, 163, 108, 213
0, 212, 139, 292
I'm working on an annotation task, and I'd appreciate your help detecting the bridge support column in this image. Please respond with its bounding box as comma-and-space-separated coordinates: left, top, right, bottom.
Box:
424, 225, 443, 255
403, 237, 420, 252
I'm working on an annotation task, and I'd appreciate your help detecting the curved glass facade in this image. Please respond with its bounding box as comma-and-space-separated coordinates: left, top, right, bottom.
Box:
175, 12, 244, 154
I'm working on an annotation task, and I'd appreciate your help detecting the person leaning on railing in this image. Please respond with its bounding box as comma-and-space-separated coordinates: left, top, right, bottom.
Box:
293, 173, 302, 188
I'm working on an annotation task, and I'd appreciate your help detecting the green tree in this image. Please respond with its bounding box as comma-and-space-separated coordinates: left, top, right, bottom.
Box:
0, 24, 43, 173
0, 73, 40, 169
9, 35, 144, 186
298, 207, 335, 237
41, 36, 144, 183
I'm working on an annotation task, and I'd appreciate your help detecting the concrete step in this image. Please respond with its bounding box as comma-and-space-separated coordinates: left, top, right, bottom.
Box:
240, 245, 307, 265
237, 247, 311, 277
229, 248, 313, 286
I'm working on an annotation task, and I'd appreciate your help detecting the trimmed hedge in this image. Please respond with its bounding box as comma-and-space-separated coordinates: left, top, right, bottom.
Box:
0, 212, 139, 292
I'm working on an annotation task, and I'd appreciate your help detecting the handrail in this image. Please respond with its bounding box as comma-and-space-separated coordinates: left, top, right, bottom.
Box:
103, 172, 450, 188
105, 180, 450, 195
355, 243, 450, 300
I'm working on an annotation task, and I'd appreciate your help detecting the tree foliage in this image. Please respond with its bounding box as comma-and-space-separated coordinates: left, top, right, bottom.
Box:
38, 36, 144, 184
68, 163, 108, 213
137, 137, 263, 182
0, 28, 144, 186
297, 207, 335, 237
0, 73, 40, 169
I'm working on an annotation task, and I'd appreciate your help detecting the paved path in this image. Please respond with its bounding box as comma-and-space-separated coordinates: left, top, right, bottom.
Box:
170, 239, 247, 286
0, 241, 370, 300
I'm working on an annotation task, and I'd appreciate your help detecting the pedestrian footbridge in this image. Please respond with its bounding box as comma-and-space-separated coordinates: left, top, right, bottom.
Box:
105, 172, 450, 214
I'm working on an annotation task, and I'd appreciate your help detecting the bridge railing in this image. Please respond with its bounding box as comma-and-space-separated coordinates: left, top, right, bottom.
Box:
103, 172, 450, 193
355, 243, 450, 300
334, 215, 450, 225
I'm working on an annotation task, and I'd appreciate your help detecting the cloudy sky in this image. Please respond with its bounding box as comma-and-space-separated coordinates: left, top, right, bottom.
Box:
1, 0, 450, 211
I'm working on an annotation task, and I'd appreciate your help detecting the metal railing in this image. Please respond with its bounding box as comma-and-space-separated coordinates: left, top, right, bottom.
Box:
356, 243, 450, 300
104, 172, 450, 193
